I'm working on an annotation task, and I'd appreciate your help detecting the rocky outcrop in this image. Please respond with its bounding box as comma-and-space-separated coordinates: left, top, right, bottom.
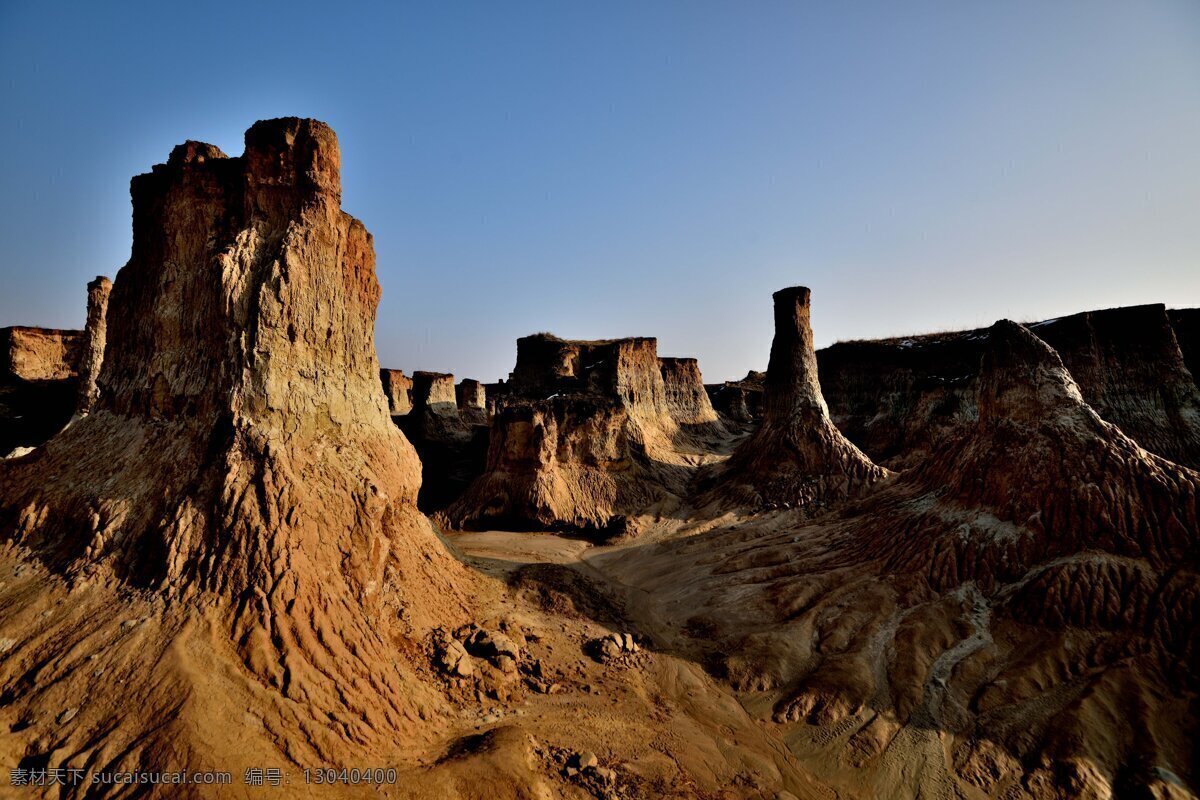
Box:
659, 357, 724, 435
818, 303, 1200, 471
398, 371, 486, 511
380, 367, 413, 416
632, 319, 1200, 798
457, 378, 487, 426
1, 325, 82, 381
1, 326, 85, 455
447, 334, 719, 534
816, 331, 982, 469
0, 119, 471, 754
706, 370, 764, 425
76, 275, 112, 414
707, 287, 889, 510
1030, 304, 1200, 470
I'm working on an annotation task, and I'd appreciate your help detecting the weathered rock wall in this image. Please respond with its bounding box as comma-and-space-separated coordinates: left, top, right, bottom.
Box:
456, 378, 487, 426
380, 368, 412, 416
1, 326, 82, 381
449, 334, 712, 534
0, 119, 471, 756
817, 303, 1200, 471
659, 357, 723, 432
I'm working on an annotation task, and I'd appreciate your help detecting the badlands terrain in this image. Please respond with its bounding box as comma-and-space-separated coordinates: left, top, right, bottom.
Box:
0, 119, 1197, 799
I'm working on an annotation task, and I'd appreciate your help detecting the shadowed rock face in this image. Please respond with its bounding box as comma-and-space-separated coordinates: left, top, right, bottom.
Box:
456, 378, 487, 426
448, 334, 721, 534
380, 368, 413, 416
1, 326, 85, 455
708, 287, 889, 511
633, 321, 1200, 797
76, 275, 112, 414
398, 371, 485, 512
818, 303, 1200, 471
0, 118, 470, 753
659, 357, 724, 433
1172, 308, 1200, 381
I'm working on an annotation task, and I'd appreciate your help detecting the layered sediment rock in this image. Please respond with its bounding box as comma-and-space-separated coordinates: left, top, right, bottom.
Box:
659, 357, 724, 434
818, 303, 1200, 471
636, 320, 1200, 797
380, 367, 413, 416
1, 326, 84, 455
448, 334, 719, 534
456, 378, 487, 426
708, 287, 889, 510
398, 371, 486, 510
0, 119, 471, 759
76, 275, 112, 414
1, 325, 82, 381
706, 370, 764, 424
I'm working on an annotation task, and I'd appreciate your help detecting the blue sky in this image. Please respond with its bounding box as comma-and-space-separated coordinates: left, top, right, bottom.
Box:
2, 1, 1198, 382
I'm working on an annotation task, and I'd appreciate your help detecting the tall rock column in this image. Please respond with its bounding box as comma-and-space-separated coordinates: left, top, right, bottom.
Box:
710, 286, 889, 510
0, 118, 471, 754
75, 275, 112, 414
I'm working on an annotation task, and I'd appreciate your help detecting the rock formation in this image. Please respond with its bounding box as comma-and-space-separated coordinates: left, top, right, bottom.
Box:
76, 275, 112, 414
707, 287, 889, 510
1, 325, 82, 381
1031, 304, 1200, 470
818, 303, 1200, 471
447, 333, 722, 534
1, 326, 83, 455
380, 367, 413, 415
0, 119, 472, 768
397, 370, 486, 511
625, 320, 1200, 798
456, 378, 487, 426
706, 370, 764, 425
659, 356, 725, 435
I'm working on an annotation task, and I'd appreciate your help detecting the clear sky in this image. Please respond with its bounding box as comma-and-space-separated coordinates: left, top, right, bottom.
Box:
2, 1, 1198, 382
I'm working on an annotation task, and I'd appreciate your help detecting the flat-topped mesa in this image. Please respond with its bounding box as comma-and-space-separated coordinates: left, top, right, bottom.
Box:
508, 333, 670, 416
448, 332, 713, 534
0, 118, 470, 752
76, 276, 112, 414
456, 378, 487, 426
413, 371, 459, 416
659, 357, 724, 432
706, 370, 765, 425
709, 286, 889, 510
380, 368, 413, 416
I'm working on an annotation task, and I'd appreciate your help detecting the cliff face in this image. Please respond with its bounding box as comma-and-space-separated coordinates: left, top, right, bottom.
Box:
632, 320, 1200, 798
707, 287, 889, 511
818, 303, 1200, 471
659, 357, 724, 433
1171, 308, 1200, 381
398, 371, 486, 511
0, 119, 471, 761
448, 334, 725, 534
456, 378, 487, 426
380, 367, 413, 415
1, 326, 82, 381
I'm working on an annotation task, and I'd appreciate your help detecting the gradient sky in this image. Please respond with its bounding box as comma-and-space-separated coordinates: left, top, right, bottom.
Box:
2, 1, 1198, 382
